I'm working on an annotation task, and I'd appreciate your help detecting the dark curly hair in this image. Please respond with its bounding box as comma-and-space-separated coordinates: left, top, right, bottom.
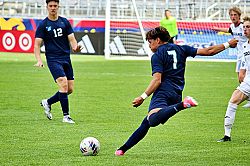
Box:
146, 26, 170, 42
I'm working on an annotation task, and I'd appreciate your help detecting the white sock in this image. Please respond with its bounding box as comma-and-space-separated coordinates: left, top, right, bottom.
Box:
224, 102, 237, 137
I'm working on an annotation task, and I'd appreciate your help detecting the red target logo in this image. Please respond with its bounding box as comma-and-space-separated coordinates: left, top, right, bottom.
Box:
19, 33, 32, 51
2, 32, 15, 50
0, 30, 34, 53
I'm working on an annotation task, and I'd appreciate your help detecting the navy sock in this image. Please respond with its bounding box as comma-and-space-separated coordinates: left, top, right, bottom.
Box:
59, 92, 69, 116
148, 102, 184, 127
119, 117, 150, 152
47, 91, 60, 105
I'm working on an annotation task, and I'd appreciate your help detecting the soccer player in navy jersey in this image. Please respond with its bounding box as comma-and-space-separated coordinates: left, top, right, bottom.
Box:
115, 26, 238, 156
34, 0, 81, 124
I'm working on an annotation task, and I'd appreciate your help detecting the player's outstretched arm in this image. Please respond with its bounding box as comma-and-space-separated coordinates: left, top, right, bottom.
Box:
34, 38, 44, 67
196, 38, 238, 56
212, 26, 229, 33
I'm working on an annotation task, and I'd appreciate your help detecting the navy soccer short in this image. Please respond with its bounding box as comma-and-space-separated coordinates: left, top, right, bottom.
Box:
148, 89, 182, 111
47, 59, 74, 81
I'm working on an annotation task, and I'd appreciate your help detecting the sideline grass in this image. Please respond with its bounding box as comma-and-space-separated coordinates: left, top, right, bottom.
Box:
0, 53, 249, 165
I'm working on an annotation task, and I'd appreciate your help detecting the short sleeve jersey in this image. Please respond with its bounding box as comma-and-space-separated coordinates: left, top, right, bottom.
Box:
229, 23, 247, 59
240, 41, 250, 71
35, 16, 74, 60
240, 41, 250, 83
151, 43, 197, 92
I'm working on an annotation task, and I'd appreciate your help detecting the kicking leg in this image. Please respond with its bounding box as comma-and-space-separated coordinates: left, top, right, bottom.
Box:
147, 96, 198, 127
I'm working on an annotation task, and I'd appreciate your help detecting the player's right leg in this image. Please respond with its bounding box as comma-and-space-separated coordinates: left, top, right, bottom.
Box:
40, 91, 61, 120
41, 99, 52, 120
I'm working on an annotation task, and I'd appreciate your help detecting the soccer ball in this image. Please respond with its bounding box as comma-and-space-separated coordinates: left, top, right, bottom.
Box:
80, 137, 100, 156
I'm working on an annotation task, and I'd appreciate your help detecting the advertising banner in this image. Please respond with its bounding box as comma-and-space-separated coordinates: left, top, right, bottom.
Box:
0, 17, 237, 60
0, 30, 34, 53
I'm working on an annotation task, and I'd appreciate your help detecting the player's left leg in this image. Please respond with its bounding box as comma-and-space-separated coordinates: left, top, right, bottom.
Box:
147, 96, 198, 127
61, 60, 75, 123
115, 117, 150, 156
218, 88, 248, 142
56, 76, 75, 124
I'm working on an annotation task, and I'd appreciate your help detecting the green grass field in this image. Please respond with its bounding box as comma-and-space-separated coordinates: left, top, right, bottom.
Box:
0, 52, 249, 166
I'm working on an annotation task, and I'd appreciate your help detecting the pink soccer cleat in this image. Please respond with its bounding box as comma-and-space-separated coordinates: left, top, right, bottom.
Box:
115, 150, 125, 156
183, 96, 198, 108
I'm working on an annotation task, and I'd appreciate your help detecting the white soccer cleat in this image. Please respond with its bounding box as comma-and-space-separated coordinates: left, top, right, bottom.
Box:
242, 101, 250, 108
63, 116, 75, 124
41, 99, 52, 120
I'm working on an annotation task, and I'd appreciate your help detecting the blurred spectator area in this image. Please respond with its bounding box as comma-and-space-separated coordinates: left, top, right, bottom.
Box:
0, 0, 250, 20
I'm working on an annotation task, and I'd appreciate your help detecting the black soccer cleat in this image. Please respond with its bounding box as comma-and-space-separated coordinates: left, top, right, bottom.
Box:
217, 136, 231, 142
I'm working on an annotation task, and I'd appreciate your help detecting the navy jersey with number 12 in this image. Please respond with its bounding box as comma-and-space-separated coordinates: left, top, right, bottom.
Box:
35, 16, 74, 60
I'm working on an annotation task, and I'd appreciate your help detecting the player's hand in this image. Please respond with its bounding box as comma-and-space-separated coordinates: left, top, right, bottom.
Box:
73, 45, 83, 53
228, 38, 238, 48
34, 61, 44, 67
132, 96, 144, 107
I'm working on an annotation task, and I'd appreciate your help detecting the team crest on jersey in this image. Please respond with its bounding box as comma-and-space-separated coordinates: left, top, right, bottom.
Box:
46, 26, 52, 31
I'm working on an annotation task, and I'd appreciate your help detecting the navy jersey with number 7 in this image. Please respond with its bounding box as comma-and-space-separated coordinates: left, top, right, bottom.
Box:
151, 43, 197, 93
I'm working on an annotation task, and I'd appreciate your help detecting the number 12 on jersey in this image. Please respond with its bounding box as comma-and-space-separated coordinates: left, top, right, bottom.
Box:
53, 28, 63, 37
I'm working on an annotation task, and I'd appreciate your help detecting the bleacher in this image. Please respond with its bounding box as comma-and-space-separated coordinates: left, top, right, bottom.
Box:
0, 0, 249, 20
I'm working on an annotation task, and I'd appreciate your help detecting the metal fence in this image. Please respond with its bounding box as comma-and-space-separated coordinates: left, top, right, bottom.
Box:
0, 0, 250, 20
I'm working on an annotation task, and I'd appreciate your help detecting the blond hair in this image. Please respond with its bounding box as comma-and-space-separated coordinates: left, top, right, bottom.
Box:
243, 16, 250, 23
229, 7, 241, 16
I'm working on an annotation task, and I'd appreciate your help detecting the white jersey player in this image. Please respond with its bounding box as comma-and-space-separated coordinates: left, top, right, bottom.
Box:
212, 7, 247, 73
217, 16, 250, 142
212, 7, 250, 108
229, 22, 247, 71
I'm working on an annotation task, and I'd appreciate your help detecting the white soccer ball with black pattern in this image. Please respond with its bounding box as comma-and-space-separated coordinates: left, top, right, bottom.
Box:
80, 137, 100, 156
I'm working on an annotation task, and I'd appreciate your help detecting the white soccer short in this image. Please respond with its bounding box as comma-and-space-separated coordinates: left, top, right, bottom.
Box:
237, 81, 250, 97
